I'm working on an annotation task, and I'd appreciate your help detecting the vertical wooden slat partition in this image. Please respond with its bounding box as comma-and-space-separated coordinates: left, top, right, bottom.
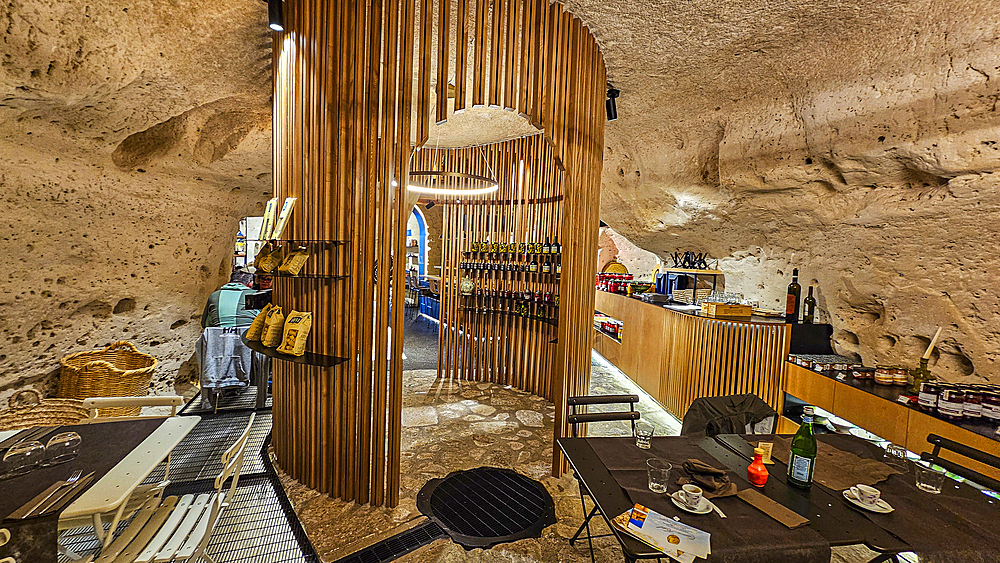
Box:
272, 0, 605, 507
424, 136, 563, 401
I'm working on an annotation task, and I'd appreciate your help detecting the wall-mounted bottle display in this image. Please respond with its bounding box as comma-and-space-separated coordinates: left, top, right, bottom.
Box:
431, 136, 564, 396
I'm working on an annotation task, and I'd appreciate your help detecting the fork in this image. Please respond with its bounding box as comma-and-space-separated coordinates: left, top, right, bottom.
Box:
23, 470, 83, 518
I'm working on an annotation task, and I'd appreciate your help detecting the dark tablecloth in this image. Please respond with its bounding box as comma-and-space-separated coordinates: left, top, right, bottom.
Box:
588, 437, 831, 563
1, 418, 164, 521
814, 434, 1000, 563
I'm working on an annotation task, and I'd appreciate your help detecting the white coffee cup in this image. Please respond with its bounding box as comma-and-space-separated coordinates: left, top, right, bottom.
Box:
849, 484, 880, 506
679, 484, 703, 508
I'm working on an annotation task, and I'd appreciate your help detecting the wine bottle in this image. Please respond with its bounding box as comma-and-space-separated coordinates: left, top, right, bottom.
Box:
785, 268, 801, 324
555, 259, 561, 275
529, 255, 539, 273
787, 406, 817, 488
552, 237, 560, 254
542, 237, 551, 254
541, 258, 551, 274
803, 286, 816, 324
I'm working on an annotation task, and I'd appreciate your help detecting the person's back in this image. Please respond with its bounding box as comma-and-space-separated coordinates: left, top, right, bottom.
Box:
202, 271, 258, 328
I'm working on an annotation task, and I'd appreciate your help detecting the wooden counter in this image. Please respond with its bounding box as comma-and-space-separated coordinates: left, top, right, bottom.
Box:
784, 362, 1000, 481
593, 291, 791, 419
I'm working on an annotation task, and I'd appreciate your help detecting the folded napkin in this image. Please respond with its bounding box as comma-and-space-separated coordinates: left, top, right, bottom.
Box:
676, 458, 738, 498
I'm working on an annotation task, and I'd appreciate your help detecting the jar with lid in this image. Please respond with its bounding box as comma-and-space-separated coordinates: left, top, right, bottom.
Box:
937, 385, 965, 420
918, 381, 940, 413
853, 367, 875, 380
962, 386, 983, 419
982, 389, 1000, 422
874, 365, 894, 385
892, 367, 909, 386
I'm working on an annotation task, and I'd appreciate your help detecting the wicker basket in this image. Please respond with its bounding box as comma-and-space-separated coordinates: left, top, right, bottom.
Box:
0, 389, 89, 431
59, 341, 157, 417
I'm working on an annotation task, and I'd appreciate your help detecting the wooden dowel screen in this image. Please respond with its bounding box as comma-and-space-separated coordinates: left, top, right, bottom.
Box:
272, 0, 606, 507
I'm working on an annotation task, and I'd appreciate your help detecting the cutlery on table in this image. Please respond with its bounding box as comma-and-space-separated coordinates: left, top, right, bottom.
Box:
708, 499, 727, 518
41, 473, 95, 516
32, 471, 94, 517
15, 470, 83, 519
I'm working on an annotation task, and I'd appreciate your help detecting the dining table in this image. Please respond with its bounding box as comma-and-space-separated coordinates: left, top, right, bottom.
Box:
0, 415, 200, 563
557, 432, 1000, 563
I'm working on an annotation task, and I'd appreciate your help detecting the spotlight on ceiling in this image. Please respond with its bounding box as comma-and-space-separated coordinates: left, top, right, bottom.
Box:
268, 0, 285, 32
425, 201, 436, 210
606, 87, 620, 121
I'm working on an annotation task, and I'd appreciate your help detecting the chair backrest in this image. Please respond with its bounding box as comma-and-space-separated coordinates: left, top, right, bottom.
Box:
567, 395, 640, 437
81, 396, 185, 421
680, 394, 777, 438
185, 412, 256, 561
920, 433, 1000, 492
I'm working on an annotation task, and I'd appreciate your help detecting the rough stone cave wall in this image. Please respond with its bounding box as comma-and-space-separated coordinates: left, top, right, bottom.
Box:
598, 19, 1000, 384
0, 0, 272, 402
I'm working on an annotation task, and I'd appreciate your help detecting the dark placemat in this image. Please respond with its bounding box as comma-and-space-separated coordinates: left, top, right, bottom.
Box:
769, 435, 901, 491
1, 418, 164, 521
813, 434, 1000, 563
588, 437, 831, 563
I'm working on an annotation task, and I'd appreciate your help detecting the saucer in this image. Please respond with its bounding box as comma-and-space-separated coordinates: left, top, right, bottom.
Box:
849, 427, 883, 442
843, 489, 894, 513
670, 491, 713, 514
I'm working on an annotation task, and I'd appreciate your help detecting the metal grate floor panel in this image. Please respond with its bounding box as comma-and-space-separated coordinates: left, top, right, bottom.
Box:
333, 521, 447, 563
146, 411, 272, 485
180, 386, 272, 415
416, 467, 556, 549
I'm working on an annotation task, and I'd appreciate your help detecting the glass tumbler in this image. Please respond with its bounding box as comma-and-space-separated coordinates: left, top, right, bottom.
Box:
883, 443, 910, 471
646, 459, 672, 493
635, 421, 654, 450
914, 462, 946, 494
2, 440, 45, 478
45, 432, 82, 466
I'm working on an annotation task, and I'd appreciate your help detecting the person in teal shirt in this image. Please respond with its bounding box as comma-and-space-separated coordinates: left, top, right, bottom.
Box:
201, 270, 259, 328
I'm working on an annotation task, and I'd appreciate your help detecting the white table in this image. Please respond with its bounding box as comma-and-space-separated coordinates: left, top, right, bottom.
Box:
1, 415, 201, 550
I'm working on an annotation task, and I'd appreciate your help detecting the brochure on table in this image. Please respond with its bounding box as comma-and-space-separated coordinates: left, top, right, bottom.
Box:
612, 504, 711, 563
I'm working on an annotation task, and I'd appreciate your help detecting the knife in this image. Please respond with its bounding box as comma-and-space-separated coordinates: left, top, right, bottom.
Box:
6, 480, 67, 519
20, 470, 83, 519
37, 473, 95, 516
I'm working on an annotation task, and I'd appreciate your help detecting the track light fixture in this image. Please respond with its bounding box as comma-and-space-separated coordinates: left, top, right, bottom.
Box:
606, 86, 620, 121
268, 0, 285, 32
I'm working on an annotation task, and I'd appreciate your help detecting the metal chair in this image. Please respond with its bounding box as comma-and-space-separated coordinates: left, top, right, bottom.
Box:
919, 433, 1000, 493
566, 394, 640, 563
680, 393, 777, 438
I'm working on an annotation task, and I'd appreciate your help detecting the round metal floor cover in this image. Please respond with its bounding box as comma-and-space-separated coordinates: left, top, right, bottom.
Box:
416, 466, 556, 549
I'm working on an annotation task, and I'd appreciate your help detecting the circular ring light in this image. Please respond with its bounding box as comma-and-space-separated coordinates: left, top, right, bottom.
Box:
407, 170, 499, 196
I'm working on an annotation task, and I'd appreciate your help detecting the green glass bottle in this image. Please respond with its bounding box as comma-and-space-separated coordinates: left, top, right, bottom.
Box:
787, 406, 817, 488
803, 286, 817, 324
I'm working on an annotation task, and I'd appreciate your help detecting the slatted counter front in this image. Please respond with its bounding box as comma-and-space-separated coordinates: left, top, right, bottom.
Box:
594, 291, 791, 419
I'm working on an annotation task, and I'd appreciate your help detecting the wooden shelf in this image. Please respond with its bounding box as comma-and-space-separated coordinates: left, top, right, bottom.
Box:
241, 332, 348, 368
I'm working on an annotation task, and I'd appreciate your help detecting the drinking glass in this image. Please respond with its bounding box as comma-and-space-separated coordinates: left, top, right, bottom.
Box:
914, 462, 946, 494
2, 440, 45, 478
634, 421, 654, 450
646, 459, 672, 493
44, 432, 82, 466
883, 443, 910, 471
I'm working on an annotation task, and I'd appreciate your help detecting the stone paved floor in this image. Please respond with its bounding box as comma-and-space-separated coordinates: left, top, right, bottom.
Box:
278, 354, 899, 563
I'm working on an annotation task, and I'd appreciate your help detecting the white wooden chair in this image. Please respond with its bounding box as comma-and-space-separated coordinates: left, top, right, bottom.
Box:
92, 412, 255, 563
59, 396, 186, 545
